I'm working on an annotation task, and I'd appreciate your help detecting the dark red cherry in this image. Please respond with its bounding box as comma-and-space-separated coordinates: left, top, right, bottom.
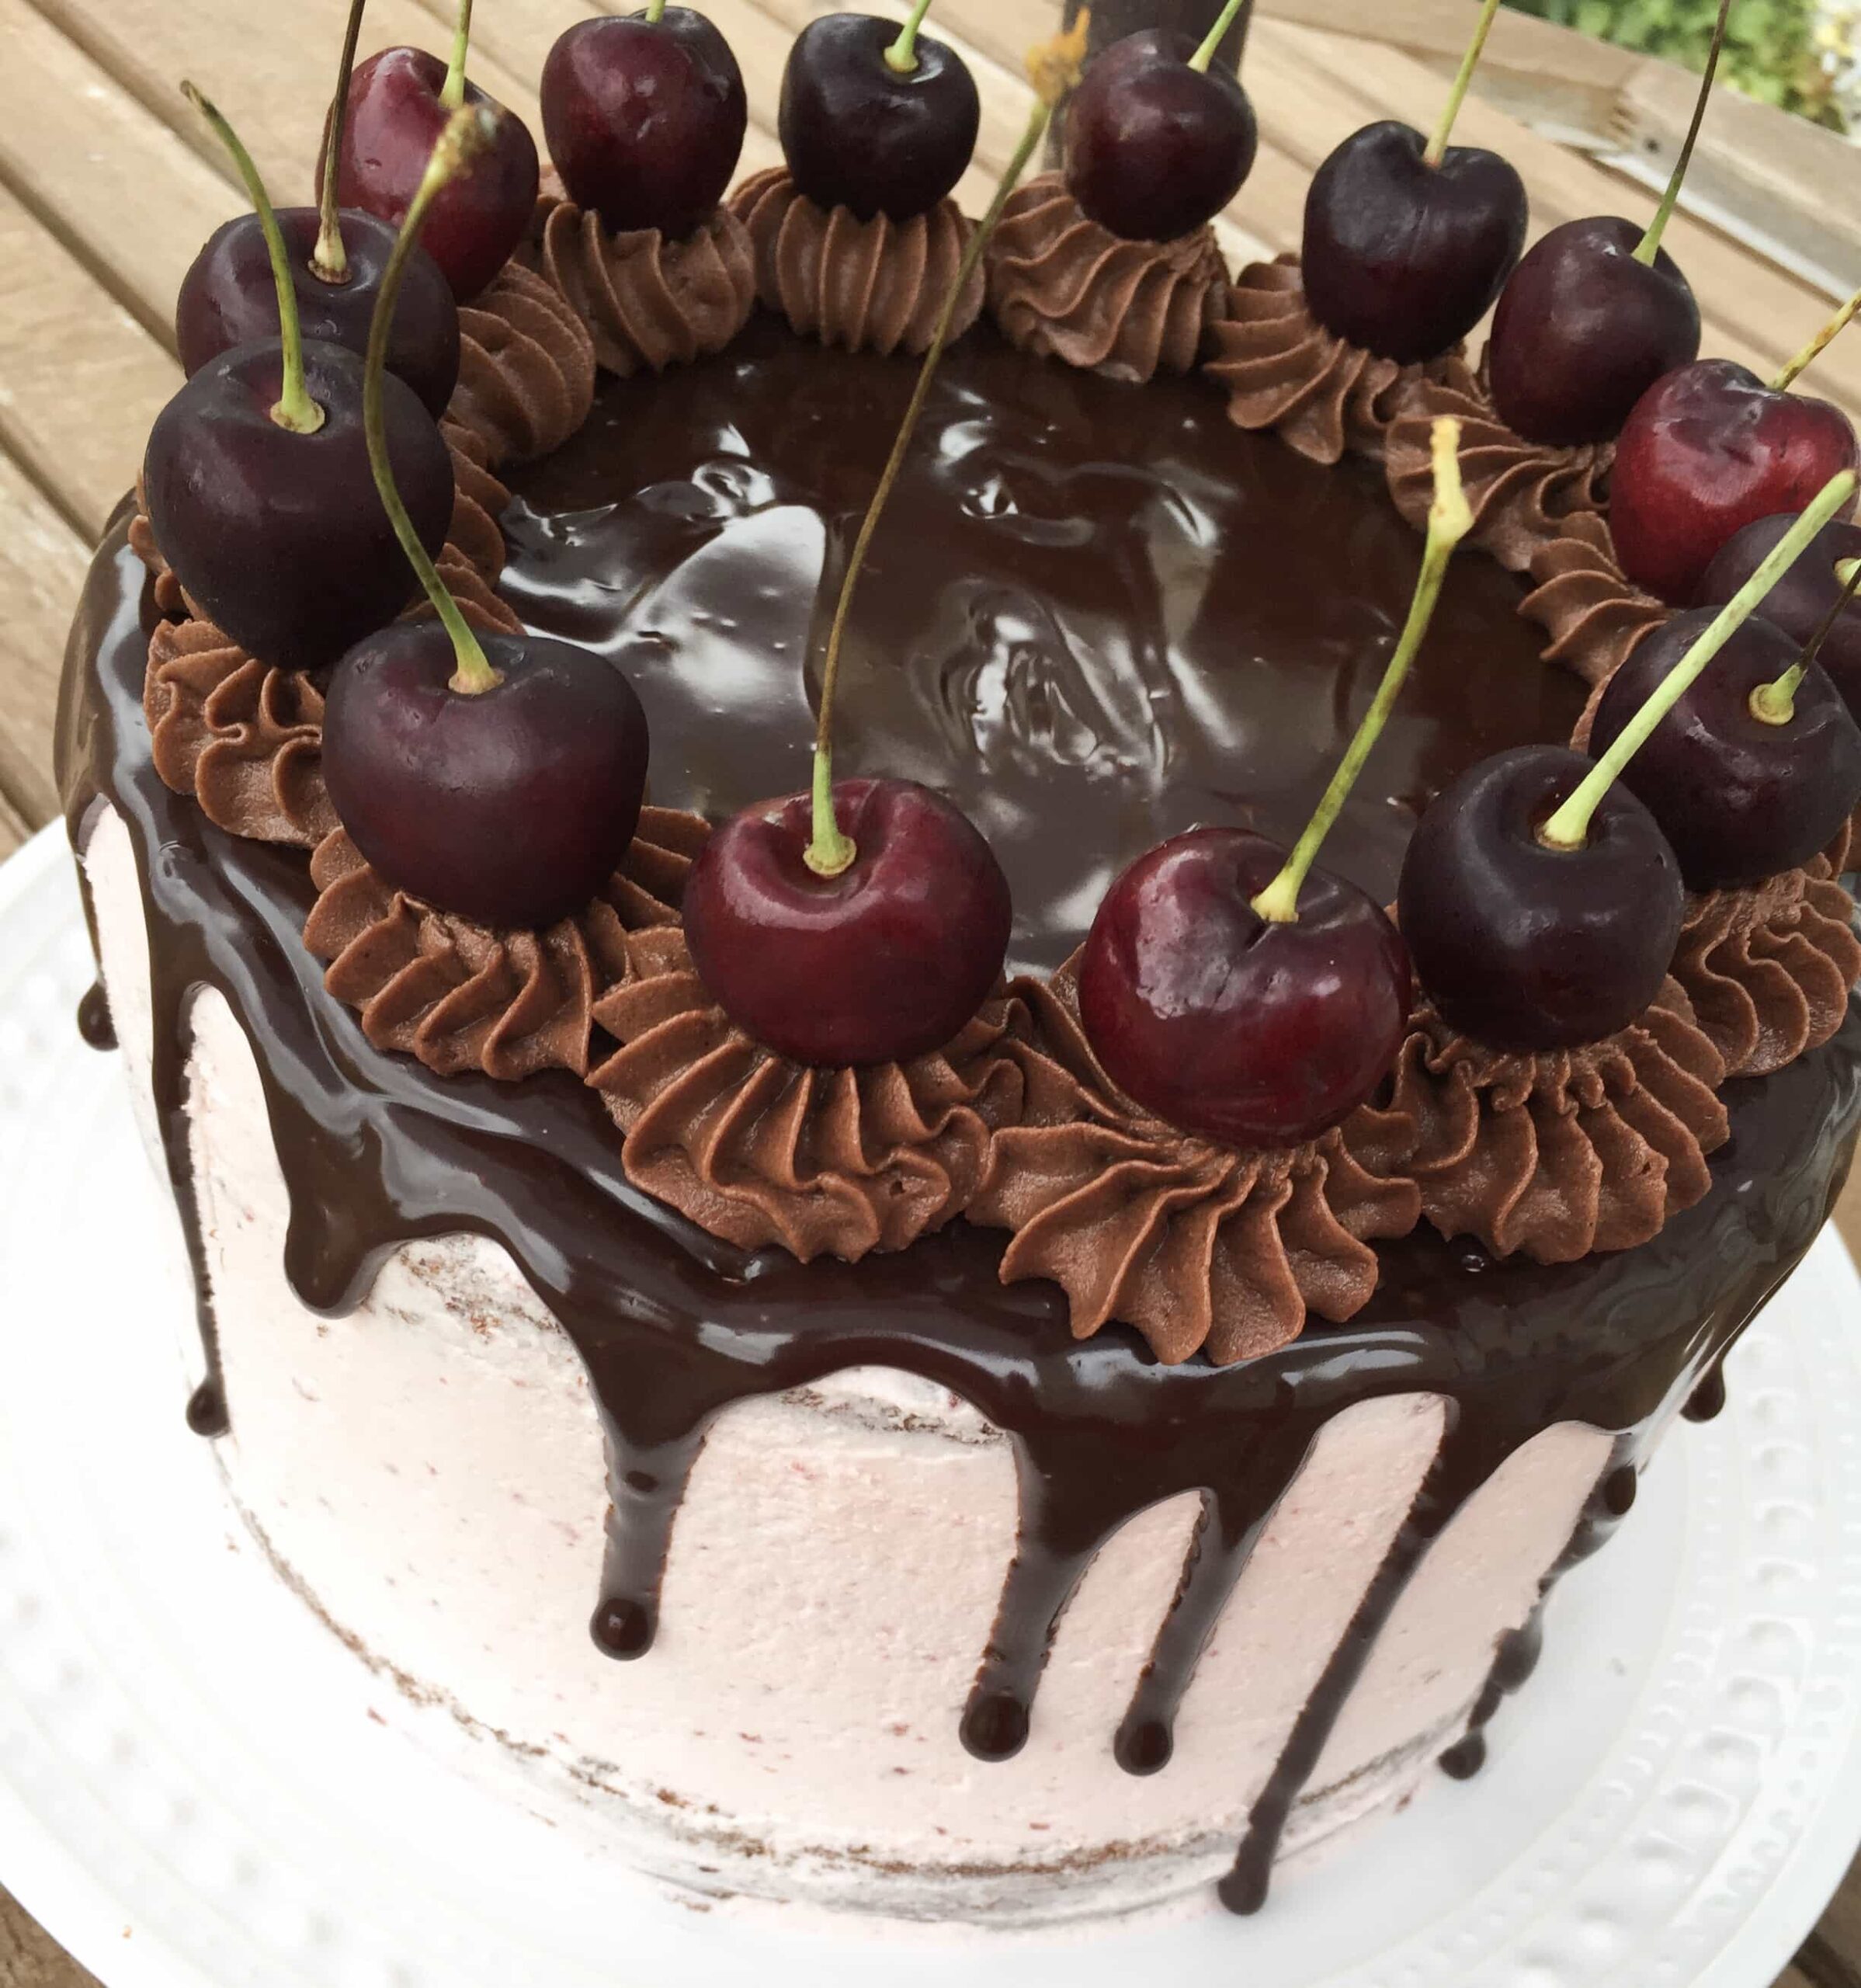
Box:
1487, 217, 1700, 447
1300, 121, 1526, 365
328, 47, 539, 301
1076, 827, 1409, 1150
541, 10, 748, 241
1610, 360, 1859, 606
1701, 513, 1861, 717
141, 338, 453, 676
175, 207, 460, 417
778, 13, 980, 223
1397, 745, 1686, 1050
682, 778, 1011, 1067
322, 623, 649, 929
1063, 30, 1257, 245
1585, 609, 1861, 891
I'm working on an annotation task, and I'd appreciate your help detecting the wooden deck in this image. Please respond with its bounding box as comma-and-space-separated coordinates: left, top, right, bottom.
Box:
2, 0, 1861, 1977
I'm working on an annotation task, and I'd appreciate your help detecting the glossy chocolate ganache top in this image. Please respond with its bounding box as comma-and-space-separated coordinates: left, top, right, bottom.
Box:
61, 314, 1861, 1915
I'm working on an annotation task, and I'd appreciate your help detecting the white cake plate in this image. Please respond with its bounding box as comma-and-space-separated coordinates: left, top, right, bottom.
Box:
5, 823, 1861, 1988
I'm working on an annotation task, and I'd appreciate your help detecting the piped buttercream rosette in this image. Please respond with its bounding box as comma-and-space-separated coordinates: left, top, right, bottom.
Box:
969, 962, 1421, 1364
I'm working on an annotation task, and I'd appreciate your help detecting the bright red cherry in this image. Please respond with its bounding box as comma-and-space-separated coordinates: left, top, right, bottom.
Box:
1487, 218, 1700, 447
541, 10, 748, 241
1586, 609, 1861, 890
1063, 28, 1258, 244
1397, 745, 1685, 1049
1701, 513, 1861, 716
175, 207, 460, 416
778, 12, 979, 223
682, 779, 1012, 1068
1609, 360, 1859, 605
1077, 827, 1410, 1149
329, 47, 540, 300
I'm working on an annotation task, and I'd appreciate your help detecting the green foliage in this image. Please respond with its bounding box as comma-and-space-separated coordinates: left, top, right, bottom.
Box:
1503, 0, 1843, 128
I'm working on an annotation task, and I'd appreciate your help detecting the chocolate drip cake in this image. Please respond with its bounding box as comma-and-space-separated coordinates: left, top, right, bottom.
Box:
54, 0, 1861, 1933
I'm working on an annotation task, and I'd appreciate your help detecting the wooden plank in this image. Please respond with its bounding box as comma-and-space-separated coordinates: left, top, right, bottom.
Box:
0, 448, 94, 832
0, 179, 179, 541
0, 0, 238, 349
0, 1889, 96, 1986
29, 0, 543, 204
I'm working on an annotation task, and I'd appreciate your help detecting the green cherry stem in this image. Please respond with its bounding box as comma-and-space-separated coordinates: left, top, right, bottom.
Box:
644, 0, 669, 23
312, 0, 369, 283
366, 103, 502, 694
1541, 468, 1859, 847
1252, 419, 1472, 923
886, 0, 938, 74
440, 0, 474, 109
1751, 546, 1861, 724
805, 17, 1088, 878
182, 82, 324, 436
1189, 0, 1247, 75
1633, 0, 1730, 267
1422, 0, 1502, 169
1772, 281, 1861, 391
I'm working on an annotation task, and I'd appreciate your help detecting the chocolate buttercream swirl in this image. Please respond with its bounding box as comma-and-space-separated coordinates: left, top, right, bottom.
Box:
450, 259, 596, 468
143, 617, 335, 849
1672, 861, 1861, 1078
1345, 985, 1729, 1263
589, 923, 1025, 1261
1203, 256, 1445, 467
304, 808, 707, 1082
987, 173, 1227, 384
730, 167, 983, 358
1384, 354, 1612, 573
129, 501, 193, 621
968, 966, 1420, 1365
442, 420, 511, 583
1524, 509, 1665, 692
534, 194, 755, 377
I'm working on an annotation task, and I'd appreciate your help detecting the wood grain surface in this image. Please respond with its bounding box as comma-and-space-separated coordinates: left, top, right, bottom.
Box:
2, 0, 1859, 1977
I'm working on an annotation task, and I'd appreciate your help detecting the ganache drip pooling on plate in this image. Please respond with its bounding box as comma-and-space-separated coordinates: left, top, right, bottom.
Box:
59, 318, 1861, 1913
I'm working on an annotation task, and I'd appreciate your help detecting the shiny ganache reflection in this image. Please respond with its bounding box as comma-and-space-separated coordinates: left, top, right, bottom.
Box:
498, 317, 1580, 971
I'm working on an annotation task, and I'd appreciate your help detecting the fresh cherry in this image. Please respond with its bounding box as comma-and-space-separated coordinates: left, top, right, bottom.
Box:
682, 779, 1011, 1067
1609, 360, 1859, 605
1302, 123, 1525, 364
328, 47, 539, 300
541, 10, 748, 241
1701, 513, 1861, 715
144, 339, 451, 676
778, 12, 980, 223
1585, 609, 1861, 890
1078, 829, 1409, 1149
1063, 28, 1258, 244
175, 207, 460, 417
1487, 218, 1700, 447
323, 624, 648, 928
1397, 745, 1685, 1049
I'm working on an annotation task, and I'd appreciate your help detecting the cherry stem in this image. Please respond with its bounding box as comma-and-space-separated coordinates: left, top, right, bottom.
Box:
1772, 283, 1861, 391
440, 0, 474, 109
366, 103, 502, 695
182, 83, 324, 436
805, 14, 1088, 878
1752, 549, 1861, 725
1633, 0, 1730, 267
886, 0, 937, 74
1423, 0, 1502, 169
1189, 0, 1246, 74
1252, 419, 1472, 924
644, 0, 668, 23
313, 0, 368, 283
1540, 470, 1858, 849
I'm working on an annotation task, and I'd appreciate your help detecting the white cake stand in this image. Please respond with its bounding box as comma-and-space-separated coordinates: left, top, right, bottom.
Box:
3, 824, 1861, 1988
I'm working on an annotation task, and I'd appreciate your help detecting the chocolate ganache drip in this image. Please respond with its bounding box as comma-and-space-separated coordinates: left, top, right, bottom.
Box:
1204, 256, 1450, 467
60, 297, 1861, 1915
986, 172, 1228, 383
731, 166, 984, 357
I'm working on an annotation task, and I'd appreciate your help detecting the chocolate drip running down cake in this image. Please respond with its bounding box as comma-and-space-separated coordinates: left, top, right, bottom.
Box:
56, 10, 1861, 1934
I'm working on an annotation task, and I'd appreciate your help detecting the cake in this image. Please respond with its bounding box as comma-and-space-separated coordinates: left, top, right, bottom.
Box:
54, 0, 1861, 1934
